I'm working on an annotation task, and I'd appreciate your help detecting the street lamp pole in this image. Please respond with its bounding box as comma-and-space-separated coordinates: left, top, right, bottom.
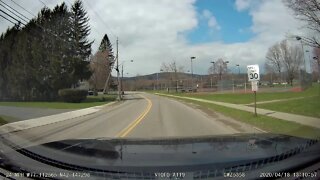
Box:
313, 56, 320, 96
156, 72, 159, 90
314, 56, 320, 82
296, 36, 307, 73
222, 60, 229, 92
306, 50, 312, 74
190, 56, 196, 90
210, 61, 215, 89
236, 64, 240, 92
159, 69, 163, 90
120, 60, 133, 96
236, 64, 240, 75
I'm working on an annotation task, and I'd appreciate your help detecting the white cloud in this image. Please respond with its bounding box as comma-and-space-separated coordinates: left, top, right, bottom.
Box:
202, 9, 221, 30
235, 0, 254, 11
0, 0, 307, 76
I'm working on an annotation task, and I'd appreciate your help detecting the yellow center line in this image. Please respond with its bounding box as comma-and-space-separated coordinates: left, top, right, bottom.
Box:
116, 94, 152, 137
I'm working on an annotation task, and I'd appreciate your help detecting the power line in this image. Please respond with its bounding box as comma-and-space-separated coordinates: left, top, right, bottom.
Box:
0, 3, 73, 49
83, 1, 120, 54
9, 0, 35, 17
0, 0, 30, 22
2, 0, 72, 44
0, 12, 15, 24
0, 2, 29, 24
63, 0, 108, 53
84, 1, 117, 39
0, 9, 25, 26
37, 0, 46, 7
2, 0, 105, 59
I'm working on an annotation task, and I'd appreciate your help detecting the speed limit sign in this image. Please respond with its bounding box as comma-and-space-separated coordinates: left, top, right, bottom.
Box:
247, 64, 260, 116
247, 65, 260, 82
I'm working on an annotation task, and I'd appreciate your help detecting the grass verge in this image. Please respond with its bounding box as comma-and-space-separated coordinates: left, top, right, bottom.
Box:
257, 96, 320, 118
163, 95, 320, 139
0, 115, 19, 125
157, 84, 319, 104
0, 116, 7, 125
0, 95, 117, 109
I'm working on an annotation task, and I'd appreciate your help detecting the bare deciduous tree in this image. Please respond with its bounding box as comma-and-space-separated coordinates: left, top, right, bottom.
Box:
264, 62, 276, 84
266, 43, 283, 82
89, 51, 112, 91
284, 0, 320, 48
161, 61, 184, 73
281, 40, 303, 85
265, 40, 303, 86
160, 61, 185, 91
207, 58, 228, 80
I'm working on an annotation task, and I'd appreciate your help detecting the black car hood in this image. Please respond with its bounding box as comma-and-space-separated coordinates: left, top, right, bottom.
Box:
1, 133, 319, 179
33, 134, 316, 166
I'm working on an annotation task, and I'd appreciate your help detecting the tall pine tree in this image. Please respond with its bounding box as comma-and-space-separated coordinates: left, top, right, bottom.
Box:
98, 34, 115, 68
70, 0, 93, 84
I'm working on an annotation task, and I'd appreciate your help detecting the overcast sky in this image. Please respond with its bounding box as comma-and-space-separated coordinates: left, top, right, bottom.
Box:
0, 0, 311, 76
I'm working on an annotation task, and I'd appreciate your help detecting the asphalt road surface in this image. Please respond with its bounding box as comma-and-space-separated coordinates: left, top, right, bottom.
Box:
3, 92, 261, 147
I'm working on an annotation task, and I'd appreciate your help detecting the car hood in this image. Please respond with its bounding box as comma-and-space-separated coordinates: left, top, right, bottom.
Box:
1, 133, 319, 173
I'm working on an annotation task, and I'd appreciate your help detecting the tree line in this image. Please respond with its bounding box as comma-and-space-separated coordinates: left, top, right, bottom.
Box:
265, 0, 320, 86
0, 0, 92, 101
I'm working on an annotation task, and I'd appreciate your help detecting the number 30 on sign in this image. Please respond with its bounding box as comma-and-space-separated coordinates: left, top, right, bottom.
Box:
247, 65, 260, 81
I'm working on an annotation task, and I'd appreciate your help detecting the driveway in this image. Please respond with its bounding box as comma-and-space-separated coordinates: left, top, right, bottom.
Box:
0, 106, 73, 122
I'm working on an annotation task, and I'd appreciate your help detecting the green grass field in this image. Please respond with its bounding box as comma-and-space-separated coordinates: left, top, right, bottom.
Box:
172, 98, 320, 139
161, 84, 319, 104
257, 96, 320, 118
0, 94, 117, 109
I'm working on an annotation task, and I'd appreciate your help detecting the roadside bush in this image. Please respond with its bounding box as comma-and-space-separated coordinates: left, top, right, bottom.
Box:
58, 89, 88, 103
0, 116, 7, 125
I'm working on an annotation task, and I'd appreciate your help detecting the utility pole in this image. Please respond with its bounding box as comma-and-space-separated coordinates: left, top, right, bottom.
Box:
190, 56, 196, 90
116, 37, 121, 101
121, 64, 124, 93
156, 72, 159, 90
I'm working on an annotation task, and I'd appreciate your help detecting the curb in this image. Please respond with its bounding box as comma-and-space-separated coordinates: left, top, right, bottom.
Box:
0, 101, 116, 134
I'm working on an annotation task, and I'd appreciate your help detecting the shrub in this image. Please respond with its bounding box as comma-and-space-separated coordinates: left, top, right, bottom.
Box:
58, 89, 88, 103
0, 116, 7, 125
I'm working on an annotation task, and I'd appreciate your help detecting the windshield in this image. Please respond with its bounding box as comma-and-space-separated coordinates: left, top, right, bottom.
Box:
0, 0, 319, 179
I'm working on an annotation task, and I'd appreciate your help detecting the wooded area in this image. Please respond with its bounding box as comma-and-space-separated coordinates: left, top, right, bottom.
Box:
0, 0, 92, 101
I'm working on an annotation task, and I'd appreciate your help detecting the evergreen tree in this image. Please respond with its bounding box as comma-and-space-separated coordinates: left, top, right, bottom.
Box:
0, 1, 94, 101
98, 34, 115, 68
0, 27, 19, 100
70, 0, 93, 83
99, 34, 113, 52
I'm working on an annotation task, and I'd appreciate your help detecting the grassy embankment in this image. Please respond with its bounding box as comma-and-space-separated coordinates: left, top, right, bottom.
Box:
0, 94, 117, 109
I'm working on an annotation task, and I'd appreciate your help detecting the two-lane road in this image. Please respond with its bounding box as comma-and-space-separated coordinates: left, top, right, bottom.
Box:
4, 92, 261, 146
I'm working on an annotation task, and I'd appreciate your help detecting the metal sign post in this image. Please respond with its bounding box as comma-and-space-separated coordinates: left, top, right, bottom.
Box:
251, 81, 258, 116
254, 91, 257, 116
247, 65, 260, 117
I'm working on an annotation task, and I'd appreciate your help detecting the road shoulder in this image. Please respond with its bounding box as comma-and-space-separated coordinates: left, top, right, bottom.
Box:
0, 102, 117, 134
